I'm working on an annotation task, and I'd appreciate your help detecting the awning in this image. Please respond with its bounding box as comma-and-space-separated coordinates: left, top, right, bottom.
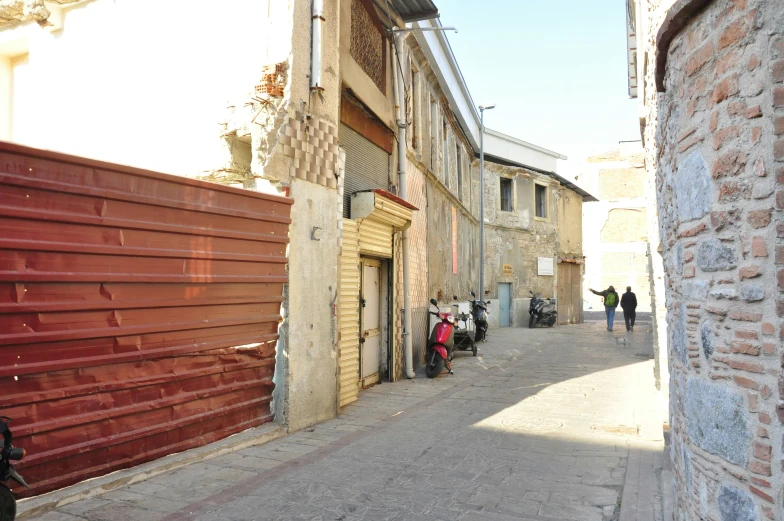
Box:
351, 189, 418, 231
388, 0, 439, 22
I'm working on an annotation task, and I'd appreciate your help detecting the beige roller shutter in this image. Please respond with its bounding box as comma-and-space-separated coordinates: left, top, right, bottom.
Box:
358, 219, 394, 258
338, 219, 361, 408
339, 123, 390, 218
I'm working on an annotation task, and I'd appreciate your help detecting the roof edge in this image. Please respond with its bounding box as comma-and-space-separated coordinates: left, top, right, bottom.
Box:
484, 128, 568, 160
484, 153, 598, 202
655, 0, 715, 92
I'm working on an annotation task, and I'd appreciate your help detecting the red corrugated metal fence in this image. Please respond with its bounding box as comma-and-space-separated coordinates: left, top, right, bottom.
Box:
0, 142, 292, 497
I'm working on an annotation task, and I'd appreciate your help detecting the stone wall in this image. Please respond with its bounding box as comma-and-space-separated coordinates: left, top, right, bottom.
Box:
653, 0, 783, 518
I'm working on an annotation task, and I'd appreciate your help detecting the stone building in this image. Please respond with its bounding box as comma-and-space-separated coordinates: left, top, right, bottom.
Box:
480, 131, 595, 328
580, 142, 654, 314
628, 0, 784, 518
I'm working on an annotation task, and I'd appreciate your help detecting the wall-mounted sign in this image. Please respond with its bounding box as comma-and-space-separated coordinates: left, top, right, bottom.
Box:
502, 264, 513, 276
538, 257, 554, 276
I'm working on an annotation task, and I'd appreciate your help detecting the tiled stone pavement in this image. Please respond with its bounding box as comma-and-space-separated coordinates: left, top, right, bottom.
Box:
30, 319, 666, 521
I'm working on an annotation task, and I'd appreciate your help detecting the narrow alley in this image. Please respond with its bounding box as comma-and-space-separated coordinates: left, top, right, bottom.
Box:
25, 319, 666, 521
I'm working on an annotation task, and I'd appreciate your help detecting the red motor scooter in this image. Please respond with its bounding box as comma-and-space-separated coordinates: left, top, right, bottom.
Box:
425, 298, 456, 378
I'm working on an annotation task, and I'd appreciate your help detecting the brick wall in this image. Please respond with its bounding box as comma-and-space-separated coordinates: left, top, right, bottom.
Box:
653, 0, 783, 518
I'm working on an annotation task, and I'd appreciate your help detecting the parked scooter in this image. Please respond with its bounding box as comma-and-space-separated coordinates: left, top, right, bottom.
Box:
1, 417, 28, 521
425, 298, 456, 378
528, 291, 557, 328
468, 291, 490, 342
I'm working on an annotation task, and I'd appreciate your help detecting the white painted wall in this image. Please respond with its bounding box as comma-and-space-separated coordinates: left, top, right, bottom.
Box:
0, 0, 285, 177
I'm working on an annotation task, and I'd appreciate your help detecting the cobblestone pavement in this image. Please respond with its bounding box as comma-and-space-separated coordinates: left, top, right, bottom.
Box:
31, 318, 666, 521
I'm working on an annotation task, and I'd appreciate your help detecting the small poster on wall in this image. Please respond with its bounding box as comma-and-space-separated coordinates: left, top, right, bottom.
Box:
537, 257, 554, 276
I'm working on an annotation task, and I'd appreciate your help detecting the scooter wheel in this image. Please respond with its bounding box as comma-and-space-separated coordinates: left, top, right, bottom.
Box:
425, 355, 445, 378
0, 485, 16, 521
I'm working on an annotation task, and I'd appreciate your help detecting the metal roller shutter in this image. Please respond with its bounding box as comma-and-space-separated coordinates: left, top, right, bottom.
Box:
339, 123, 390, 218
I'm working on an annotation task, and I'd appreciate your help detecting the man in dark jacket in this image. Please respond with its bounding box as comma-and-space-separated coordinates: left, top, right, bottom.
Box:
621, 286, 638, 332
589, 286, 620, 331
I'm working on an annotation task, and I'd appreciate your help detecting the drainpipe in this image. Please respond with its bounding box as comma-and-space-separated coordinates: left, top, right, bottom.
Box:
393, 31, 415, 379
311, 0, 324, 91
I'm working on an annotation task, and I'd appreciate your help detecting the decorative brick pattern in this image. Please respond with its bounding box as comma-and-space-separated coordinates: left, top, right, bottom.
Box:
648, 0, 783, 518
279, 115, 339, 189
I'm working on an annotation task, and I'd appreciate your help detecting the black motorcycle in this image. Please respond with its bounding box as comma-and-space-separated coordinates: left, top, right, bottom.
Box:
1, 417, 28, 521
468, 291, 490, 342
529, 291, 557, 328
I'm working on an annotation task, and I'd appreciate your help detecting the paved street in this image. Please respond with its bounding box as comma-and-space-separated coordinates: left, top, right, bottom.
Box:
29, 318, 666, 521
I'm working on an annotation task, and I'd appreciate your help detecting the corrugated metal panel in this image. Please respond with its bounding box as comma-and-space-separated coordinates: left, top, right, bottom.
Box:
390, 0, 438, 22
339, 124, 389, 218
0, 141, 292, 497
338, 220, 360, 407
358, 219, 393, 258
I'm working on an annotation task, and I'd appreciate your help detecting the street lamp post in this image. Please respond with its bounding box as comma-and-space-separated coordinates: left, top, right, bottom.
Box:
478, 103, 495, 301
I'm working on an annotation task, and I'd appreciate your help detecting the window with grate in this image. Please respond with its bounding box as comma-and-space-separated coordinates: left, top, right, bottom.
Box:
500, 178, 513, 212
350, 0, 385, 92
535, 184, 547, 218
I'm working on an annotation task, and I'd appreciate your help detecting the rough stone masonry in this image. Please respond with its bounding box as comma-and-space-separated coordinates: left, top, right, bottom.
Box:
651, 0, 784, 519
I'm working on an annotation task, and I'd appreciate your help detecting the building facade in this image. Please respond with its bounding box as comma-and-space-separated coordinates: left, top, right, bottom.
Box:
581, 142, 654, 314
629, 0, 784, 518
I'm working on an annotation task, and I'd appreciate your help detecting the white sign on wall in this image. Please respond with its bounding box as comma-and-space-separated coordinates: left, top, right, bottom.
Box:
537, 257, 554, 276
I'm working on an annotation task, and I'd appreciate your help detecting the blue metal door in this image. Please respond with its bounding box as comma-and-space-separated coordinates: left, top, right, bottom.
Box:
499, 283, 511, 327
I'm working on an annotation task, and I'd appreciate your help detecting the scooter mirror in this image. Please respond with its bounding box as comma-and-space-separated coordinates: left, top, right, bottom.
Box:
469, 291, 475, 297
453, 295, 458, 301
430, 298, 438, 306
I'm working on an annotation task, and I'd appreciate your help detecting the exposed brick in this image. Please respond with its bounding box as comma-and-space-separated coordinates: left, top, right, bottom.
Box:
739, 265, 761, 279
751, 477, 771, 489
729, 310, 762, 322
735, 330, 759, 340
760, 411, 771, 424
757, 426, 768, 438
777, 246, 784, 264
678, 134, 703, 153
750, 484, 774, 502
776, 116, 784, 135
731, 342, 761, 356
686, 42, 714, 76
711, 74, 740, 106
779, 269, 784, 290
751, 127, 762, 145
762, 343, 775, 355
775, 139, 784, 161
706, 306, 728, 316
749, 392, 759, 411
748, 209, 772, 229
753, 441, 772, 461
712, 149, 746, 178
719, 18, 748, 50
760, 384, 772, 398
773, 59, 784, 83
775, 88, 784, 107
683, 265, 696, 278
763, 505, 775, 520
678, 222, 706, 238
754, 158, 766, 177
716, 49, 739, 77
684, 251, 694, 262
774, 36, 784, 59
714, 126, 739, 150
762, 322, 775, 335
720, 181, 742, 201
748, 54, 760, 70
744, 105, 761, 118
727, 359, 764, 372
779, 299, 784, 317
733, 375, 760, 389
709, 111, 719, 131
677, 126, 697, 143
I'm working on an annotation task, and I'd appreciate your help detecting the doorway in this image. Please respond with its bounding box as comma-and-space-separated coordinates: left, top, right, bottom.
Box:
360, 258, 382, 388
499, 283, 512, 327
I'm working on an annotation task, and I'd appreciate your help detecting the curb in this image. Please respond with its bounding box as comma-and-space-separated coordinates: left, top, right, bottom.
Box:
17, 423, 286, 520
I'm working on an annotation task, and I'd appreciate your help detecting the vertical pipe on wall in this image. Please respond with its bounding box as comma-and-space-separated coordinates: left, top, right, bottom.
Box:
393, 31, 415, 379
311, 0, 324, 91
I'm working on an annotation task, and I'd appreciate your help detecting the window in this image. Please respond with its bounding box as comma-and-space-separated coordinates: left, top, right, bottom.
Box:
535, 184, 547, 218
442, 118, 449, 188
456, 145, 462, 201
430, 100, 438, 167
500, 178, 513, 212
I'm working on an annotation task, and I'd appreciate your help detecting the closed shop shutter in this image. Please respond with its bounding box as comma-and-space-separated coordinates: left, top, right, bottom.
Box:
338, 220, 361, 407
339, 123, 390, 218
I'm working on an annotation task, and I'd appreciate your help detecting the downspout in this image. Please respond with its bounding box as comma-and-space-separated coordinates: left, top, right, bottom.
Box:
311, 0, 324, 91
393, 31, 415, 379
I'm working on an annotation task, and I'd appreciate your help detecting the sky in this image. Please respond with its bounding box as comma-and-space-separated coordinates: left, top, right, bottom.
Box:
435, 0, 641, 179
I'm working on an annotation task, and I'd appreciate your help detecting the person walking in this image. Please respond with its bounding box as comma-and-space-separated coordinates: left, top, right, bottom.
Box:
590, 286, 620, 331
621, 286, 638, 332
